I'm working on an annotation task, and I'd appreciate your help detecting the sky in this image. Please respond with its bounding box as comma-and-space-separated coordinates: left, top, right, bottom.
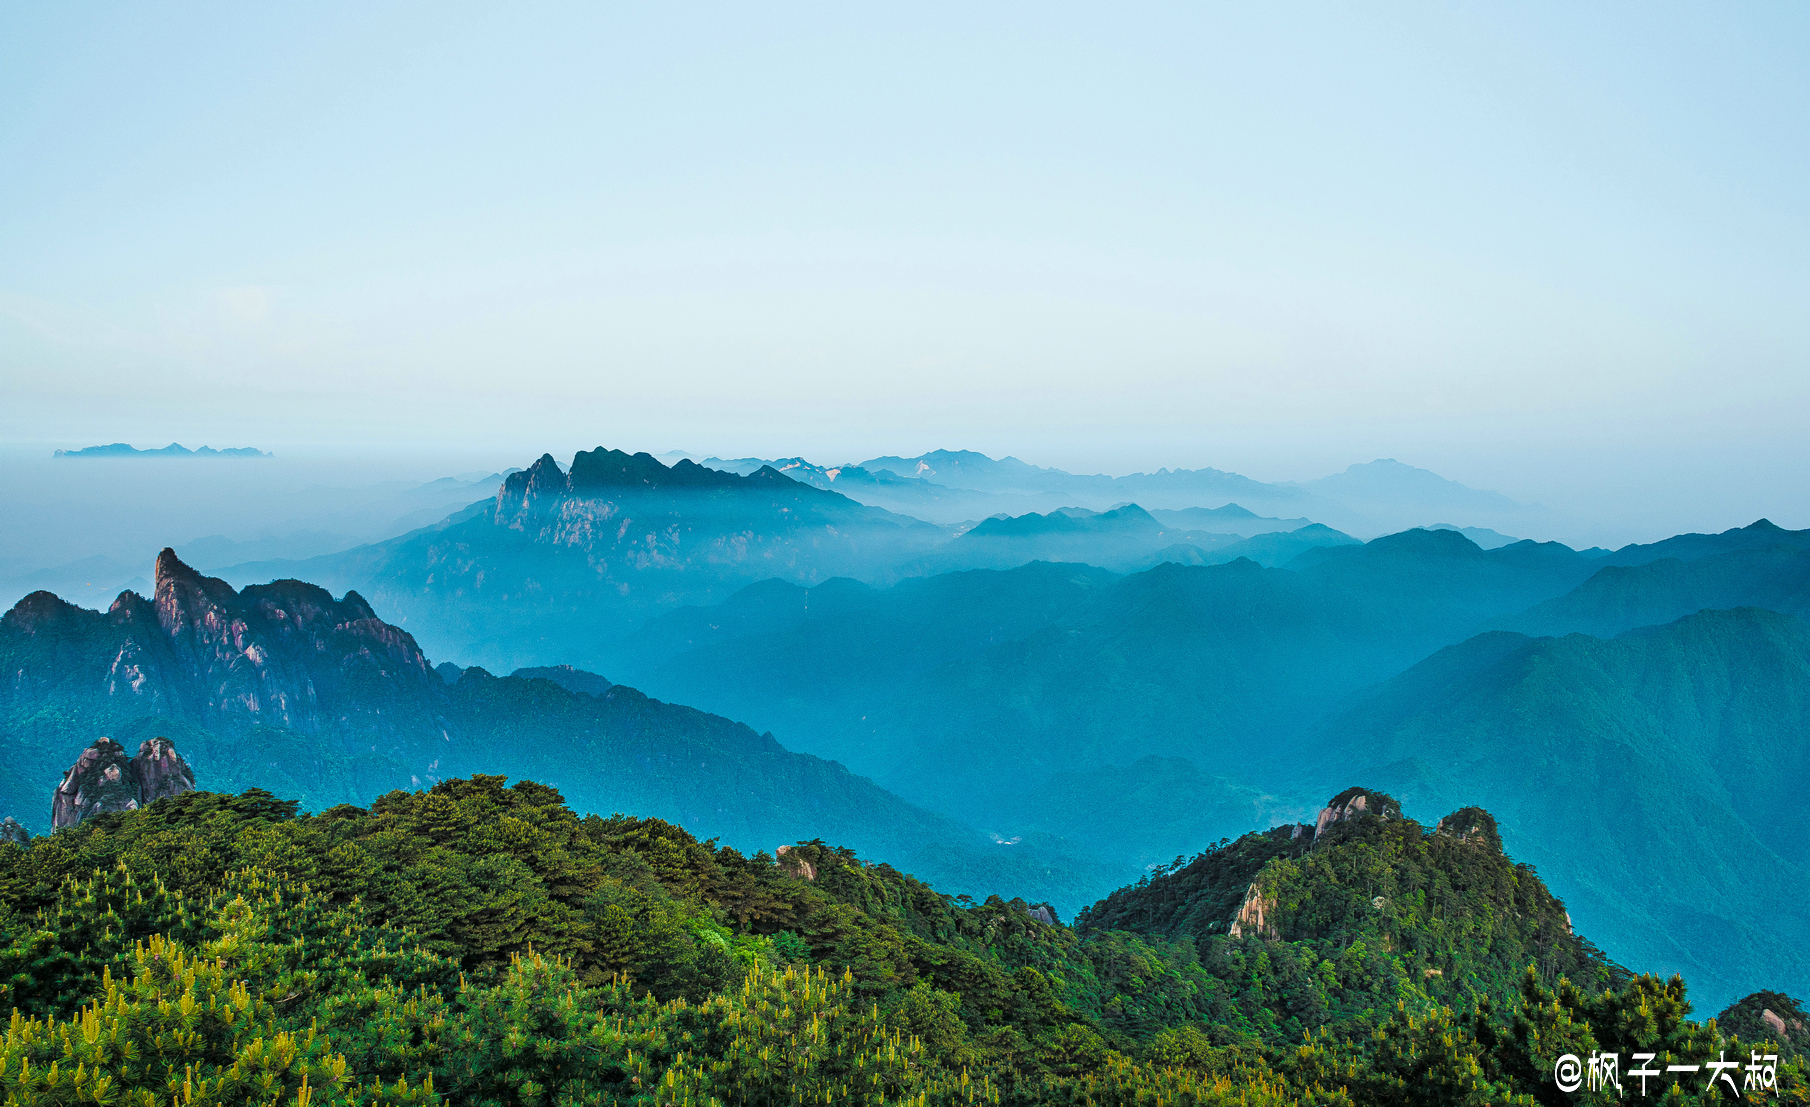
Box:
2, 2, 1808, 539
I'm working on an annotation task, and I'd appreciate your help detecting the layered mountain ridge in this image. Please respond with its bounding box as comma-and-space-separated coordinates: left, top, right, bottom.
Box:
0, 551, 1120, 906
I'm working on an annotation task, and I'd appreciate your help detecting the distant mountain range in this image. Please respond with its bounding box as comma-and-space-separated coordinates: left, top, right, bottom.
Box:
193, 444, 1560, 673
700, 449, 1553, 537
16, 443, 1808, 1008
53, 442, 270, 458
0, 550, 1122, 906
213, 450, 945, 673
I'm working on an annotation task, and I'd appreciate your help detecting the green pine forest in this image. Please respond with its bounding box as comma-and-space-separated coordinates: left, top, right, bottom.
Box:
0, 777, 1800, 1105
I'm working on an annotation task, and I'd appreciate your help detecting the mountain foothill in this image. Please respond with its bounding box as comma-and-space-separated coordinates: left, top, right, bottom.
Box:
5, 444, 1807, 1037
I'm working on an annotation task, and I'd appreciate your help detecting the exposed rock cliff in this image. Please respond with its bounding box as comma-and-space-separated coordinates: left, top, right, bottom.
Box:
132, 736, 195, 803
51, 737, 197, 829
1228, 881, 1279, 940
0, 817, 28, 846
53, 738, 140, 828
1, 550, 439, 744
1311, 786, 1400, 841
775, 844, 818, 881
1717, 990, 1809, 1062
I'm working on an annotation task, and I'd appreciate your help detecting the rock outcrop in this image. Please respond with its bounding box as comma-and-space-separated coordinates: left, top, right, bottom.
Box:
1435, 806, 1502, 851
132, 736, 196, 803
0, 817, 29, 846
1716, 990, 1809, 1062
775, 844, 818, 881
1228, 881, 1279, 940
51, 737, 196, 829
1311, 786, 1400, 841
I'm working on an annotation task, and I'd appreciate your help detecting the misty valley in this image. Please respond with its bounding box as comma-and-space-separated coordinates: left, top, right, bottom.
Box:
2, 446, 1805, 1104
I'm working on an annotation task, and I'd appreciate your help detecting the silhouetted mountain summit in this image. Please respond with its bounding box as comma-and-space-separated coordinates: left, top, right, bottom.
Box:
216, 449, 946, 673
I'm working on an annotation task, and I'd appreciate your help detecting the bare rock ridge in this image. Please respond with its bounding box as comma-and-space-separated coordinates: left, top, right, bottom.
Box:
0, 549, 440, 742
52, 736, 196, 829
0, 818, 28, 846
1273, 786, 1403, 848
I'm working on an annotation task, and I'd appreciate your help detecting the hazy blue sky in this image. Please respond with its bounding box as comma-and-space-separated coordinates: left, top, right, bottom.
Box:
3, 3, 1807, 535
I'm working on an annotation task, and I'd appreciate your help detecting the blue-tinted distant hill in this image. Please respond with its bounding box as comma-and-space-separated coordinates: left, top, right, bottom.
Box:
1493, 519, 1810, 638
216, 449, 947, 674
1130, 523, 1360, 571
1296, 606, 1810, 1009
896, 504, 1252, 575
53, 442, 269, 458
628, 528, 1603, 824
1598, 518, 1810, 567
1148, 504, 1313, 537
620, 561, 1122, 754
863, 529, 1599, 814
857, 451, 1550, 536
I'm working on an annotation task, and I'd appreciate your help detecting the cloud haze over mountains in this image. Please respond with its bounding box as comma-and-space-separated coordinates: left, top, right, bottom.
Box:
4, 6, 1809, 1091
4, 5, 1807, 539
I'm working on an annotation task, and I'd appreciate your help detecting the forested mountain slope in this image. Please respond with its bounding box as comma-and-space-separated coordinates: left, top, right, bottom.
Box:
1497, 540, 1810, 638
1298, 606, 1810, 1008
3, 776, 1795, 1104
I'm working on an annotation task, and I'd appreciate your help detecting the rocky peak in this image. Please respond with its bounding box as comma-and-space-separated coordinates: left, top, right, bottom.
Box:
52, 738, 140, 828
0, 817, 28, 846
1435, 806, 1503, 851
0, 591, 100, 635
4, 552, 436, 740
1312, 786, 1400, 840
494, 453, 569, 521
133, 736, 196, 803
52, 737, 197, 829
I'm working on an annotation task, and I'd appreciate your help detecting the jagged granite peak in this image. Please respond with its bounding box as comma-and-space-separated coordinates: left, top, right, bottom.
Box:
131, 736, 195, 804
495, 448, 760, 518
51, 736, 197, 829
52, 737, 140, 829
2, 550, 436, 739
0, 817, 28, 846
